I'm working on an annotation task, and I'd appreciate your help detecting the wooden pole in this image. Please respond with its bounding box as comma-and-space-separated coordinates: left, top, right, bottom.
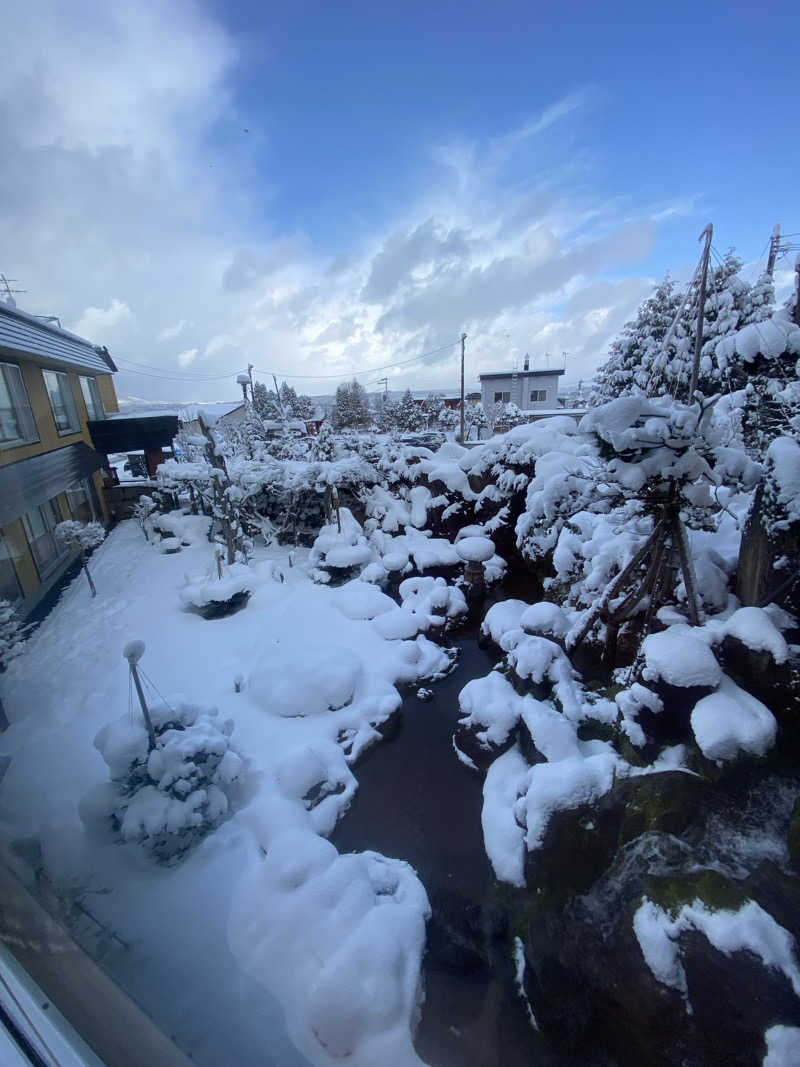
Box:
688, 224, 713, 399
123, 641, 156, 751
766, 223, 781, 277
459, 332, 467, 442
82, 552, 97, 598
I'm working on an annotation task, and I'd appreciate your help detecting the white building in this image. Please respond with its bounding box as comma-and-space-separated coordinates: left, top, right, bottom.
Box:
479, 366, 565, 411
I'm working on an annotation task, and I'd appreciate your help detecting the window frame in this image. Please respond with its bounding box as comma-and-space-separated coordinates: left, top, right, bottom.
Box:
0, 531, 23, 604
530, 389, 547, 403
66, 478, 97, 523
0, 362, 39, 449
43, 369, 80, 436
493, 391, 511, 404
79, 376, 105, 421
22, 498, 69, 579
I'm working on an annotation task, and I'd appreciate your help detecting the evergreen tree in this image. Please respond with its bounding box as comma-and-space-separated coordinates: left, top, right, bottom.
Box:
293, 393, 315, 420
395, 390, 425, 432
332, 379, 370, 429
279, 382, 300, 417
437, 406, 460, 433
592, 255, 773, 406
252, 381, 281, 419
422, 393, 445, 428
465, 402, 488, 440
313, 421, 337, 461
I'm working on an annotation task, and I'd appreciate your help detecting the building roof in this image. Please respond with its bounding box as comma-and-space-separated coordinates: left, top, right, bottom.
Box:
0, 302, 117, 374
478, 368, 565, 380
177, 401, 245, 425
0, 442, 106, 526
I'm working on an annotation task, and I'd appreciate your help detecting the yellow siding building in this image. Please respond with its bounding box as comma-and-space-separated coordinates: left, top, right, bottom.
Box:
0, 302, 119, 618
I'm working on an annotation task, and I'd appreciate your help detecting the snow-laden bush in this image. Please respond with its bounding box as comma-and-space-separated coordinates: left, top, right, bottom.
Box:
180, 560, 252, 617
83, 700, 242, 862
0, 599, 28, 670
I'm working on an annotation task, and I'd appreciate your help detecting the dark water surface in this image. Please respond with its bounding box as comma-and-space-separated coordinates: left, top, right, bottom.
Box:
333, 636, 547, 1067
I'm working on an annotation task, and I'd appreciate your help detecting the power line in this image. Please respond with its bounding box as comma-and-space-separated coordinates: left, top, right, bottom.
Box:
252, 339, 462, 381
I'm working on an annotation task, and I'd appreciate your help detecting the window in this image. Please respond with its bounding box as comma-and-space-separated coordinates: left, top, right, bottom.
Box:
530, 389, 547, 403
0, 532, 22, 603
22, 498, 67, 576
43, 370, 80, 434
66, 479, 97, 523
0, 362, 38, 447
79, 376, 105, 421
493, 391, 511, 403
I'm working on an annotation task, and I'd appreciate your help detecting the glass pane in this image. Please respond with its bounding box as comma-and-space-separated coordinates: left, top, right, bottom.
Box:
0, 369, 22, 442
0, 533, 22, 602
67, 481, 93, 523
44, 371, 77, 433
80, 377, 104, 420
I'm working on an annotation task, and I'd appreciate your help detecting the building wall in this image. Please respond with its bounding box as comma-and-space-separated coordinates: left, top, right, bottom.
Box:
480, 372, 561, 411
1, 358, 117, 615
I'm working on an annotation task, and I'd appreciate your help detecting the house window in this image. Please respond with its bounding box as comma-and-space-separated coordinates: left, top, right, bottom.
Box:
80, 376, 105, 421
22, 498, 67, 577
493, 391, 511, 403
0, 362, 38, 448
530, 389, 547, 403
66, 479, 97, 523
43, 370, 80, 434
0, 532, 22, 603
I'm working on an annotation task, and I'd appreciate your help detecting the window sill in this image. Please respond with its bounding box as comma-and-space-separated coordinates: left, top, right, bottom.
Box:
56, 427, 81, 438
0, 437, 40, 452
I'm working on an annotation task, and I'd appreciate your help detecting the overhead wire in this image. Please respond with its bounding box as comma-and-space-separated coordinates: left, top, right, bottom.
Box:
115, 339, 463, 387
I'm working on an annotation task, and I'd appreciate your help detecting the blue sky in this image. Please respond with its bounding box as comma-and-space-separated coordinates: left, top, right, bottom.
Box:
1, 0, 797, 401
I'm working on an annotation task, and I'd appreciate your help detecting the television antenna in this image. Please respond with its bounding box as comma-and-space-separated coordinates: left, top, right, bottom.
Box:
0, 274, 26, 308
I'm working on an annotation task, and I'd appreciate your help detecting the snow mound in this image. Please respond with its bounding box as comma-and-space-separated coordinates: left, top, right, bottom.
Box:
481, 600, 529, 645
690, 676, 777, 762
229, 831, 430, 1067
520, 601, 570, 639
310, 507, 374, 572
458, 671, 522, 750
250, 643, 362, 717
642, 628, 722, 689
373, 577, 466, 640
330, 580, 396, 621
765, 436, 800, 527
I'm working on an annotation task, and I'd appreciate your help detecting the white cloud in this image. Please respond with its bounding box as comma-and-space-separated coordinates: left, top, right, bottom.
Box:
0, 5, 700, 402
74, 298, 134, 341
177, 348, 199, 368
157, 319, 190, 342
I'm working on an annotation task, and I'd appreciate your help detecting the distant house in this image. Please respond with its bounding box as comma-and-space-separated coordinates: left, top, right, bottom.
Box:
409, 391, 479, 410
178, 401, 246, 434
0, 301, 118, 617
479, 361, 565, 411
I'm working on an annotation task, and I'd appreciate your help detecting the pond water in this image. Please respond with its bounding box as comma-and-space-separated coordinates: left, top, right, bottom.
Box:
332, 634, 548, 1067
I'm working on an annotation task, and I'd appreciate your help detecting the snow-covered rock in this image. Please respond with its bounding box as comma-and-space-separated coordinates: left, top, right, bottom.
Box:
641, 628, 722, 689
690, 676, 777, 762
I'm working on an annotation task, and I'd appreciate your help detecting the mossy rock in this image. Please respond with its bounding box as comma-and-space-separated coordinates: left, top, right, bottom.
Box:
645, 867, 747, 917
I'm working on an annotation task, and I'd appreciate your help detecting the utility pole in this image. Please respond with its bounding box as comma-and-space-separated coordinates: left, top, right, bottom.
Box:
247, 363, 254, 400
459, 333, 467, 443
766, 224, 781, 277
272, 373, 285, 420
689, 223, 713, 399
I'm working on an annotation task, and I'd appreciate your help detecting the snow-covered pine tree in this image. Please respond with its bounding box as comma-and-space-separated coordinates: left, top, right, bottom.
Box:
252, 381, 282, 420
395, 390, 425, 432
437, 406, 460, 433
591, 277, 687, 404
313, 421, 337, 460
293, 393, 315, 420
279, 382, 300, 417
422, 393, 445, 428
465, 402, 488, 440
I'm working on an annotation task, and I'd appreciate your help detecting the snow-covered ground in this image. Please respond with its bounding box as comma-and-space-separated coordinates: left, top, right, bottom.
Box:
0, 519, 461, 1067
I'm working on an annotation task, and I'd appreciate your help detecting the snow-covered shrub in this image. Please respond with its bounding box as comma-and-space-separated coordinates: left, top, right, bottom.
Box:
0, 599, 27, 670
180, 561, 252, 618
132, 495, 157, 541
55, 519, 105, 552
85, 700, 242, 862
309, 506, 374, 582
